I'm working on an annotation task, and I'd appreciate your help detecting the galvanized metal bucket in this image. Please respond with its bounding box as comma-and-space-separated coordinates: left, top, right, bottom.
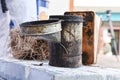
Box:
20, 20, 62, 42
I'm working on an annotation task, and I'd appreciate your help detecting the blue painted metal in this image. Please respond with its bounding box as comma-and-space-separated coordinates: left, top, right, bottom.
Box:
10, 20, 14, 29
36, 0, 39, 19
40, 0, 47, 7
36, 0, 48, 19
96, 12, 120, 21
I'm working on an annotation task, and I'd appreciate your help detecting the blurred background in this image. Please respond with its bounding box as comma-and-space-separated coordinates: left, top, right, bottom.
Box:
44, 0, 120, 68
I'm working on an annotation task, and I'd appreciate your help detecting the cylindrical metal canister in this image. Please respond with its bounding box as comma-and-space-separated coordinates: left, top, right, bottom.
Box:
49, 15, 83, 68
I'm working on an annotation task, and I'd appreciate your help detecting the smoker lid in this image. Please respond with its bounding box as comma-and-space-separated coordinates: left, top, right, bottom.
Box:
49, 15, 83, 22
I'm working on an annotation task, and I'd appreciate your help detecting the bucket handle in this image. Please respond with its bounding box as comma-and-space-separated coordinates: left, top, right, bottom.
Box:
59, 43, 69, 54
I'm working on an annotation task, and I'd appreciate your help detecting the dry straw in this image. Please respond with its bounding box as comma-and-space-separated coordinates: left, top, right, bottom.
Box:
10, 27, 49, 60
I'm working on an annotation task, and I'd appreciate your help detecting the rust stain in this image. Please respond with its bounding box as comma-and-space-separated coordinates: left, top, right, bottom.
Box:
64, 11, 95, 65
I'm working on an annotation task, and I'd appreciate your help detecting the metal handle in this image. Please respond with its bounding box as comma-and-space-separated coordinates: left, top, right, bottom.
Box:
106, 10, 119, 61
1, 0, 8, 13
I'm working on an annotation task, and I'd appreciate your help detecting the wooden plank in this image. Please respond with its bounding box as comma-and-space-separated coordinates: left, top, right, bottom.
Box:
102, 26, 120, 30
119, 31, 120, 55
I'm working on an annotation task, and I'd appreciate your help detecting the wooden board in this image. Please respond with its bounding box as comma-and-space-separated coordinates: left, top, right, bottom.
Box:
64, 11, 95, 65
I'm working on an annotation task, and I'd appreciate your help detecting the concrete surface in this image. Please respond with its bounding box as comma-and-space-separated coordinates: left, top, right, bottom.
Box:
97, 54, 120, 69
0, 56, 120, 80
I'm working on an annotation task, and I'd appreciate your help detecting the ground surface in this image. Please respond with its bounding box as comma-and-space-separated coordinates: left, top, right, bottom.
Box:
97, 53, 120, 69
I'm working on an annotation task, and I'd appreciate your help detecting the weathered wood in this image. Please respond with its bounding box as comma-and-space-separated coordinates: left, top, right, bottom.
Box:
64, 11, 95, 65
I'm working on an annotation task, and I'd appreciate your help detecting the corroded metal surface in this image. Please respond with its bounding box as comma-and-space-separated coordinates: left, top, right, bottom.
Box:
20, 20, 62, 42
64, 11, 95, 65
49, 15, 83, 68
20, 20, 61, 35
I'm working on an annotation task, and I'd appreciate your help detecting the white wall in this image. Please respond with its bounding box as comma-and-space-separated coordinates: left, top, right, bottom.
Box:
74, 0, 120, 12
74, 0, 120, 7
6, 0, 37, 24
48, 0, 70, 15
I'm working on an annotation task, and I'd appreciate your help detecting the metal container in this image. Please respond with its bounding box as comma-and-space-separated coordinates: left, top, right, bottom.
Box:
20, 20, 61, 42
64, 11, 99, 65
49, 15, 83, 68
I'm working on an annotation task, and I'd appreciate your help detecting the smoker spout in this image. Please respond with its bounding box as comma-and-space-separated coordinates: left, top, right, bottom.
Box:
20, 20, 61, 42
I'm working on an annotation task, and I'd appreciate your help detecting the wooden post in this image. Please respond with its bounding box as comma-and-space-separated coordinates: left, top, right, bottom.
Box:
70, 0, 74, 11
119, 30, 120, 55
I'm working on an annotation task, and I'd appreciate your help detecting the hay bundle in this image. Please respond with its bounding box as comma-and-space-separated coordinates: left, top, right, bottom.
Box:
10, 27, 50, 60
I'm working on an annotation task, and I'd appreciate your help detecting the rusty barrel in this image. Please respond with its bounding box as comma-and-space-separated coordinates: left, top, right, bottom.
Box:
49, 15, 83, 68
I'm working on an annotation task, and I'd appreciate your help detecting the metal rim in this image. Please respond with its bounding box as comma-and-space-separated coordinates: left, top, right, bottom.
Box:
20, 20, 61, 27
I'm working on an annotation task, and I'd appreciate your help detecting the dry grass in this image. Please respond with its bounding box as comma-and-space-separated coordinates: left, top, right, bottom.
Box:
10, 27, 50, 60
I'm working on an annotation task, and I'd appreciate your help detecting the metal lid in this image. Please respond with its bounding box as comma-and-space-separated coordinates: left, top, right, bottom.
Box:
49, 15, 83, 22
